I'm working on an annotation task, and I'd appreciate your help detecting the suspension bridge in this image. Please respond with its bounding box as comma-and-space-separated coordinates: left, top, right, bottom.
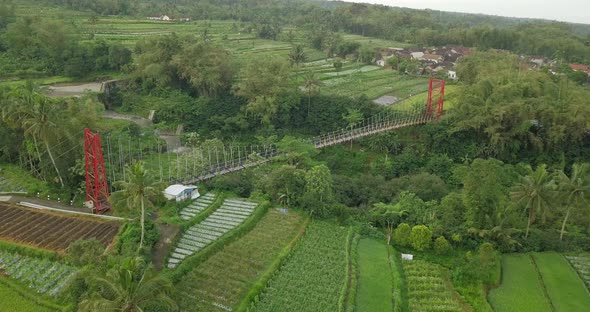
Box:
82, 78, 446, 213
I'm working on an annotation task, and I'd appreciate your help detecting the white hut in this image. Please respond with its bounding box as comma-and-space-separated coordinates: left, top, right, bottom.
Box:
163, 184, 199, 202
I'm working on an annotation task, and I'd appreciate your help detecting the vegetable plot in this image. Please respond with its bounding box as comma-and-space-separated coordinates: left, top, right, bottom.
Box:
168, 198, 258, 268
0, 250, 77, 297
403, 260, 464, 312
175, 208, 306, 312
252, 222, 350, 312
0, 204, 120, 252
565, 255, 590, 290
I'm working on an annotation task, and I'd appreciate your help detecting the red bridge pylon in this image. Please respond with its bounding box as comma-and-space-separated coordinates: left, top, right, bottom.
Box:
84, 128, 110, 214
426, 78, 446, 120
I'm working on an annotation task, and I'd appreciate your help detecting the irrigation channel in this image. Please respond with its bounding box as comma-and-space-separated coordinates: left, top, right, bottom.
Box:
101, 106, 435, 189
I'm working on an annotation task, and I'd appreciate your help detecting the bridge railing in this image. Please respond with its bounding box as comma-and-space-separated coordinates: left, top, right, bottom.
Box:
312, 107, 434, 148
182, 107, 436, 183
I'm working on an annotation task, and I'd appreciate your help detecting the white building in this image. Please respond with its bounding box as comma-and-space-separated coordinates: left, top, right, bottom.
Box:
147, 15, 171, 21
410, 52, 424, 60
448, 70, 457, 80
164, 184, 199, 202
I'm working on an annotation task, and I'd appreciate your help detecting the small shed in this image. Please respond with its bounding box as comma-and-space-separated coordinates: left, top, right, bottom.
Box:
448, 70, 457, 80
164, 184, 199, 202
401, 253, 414, 261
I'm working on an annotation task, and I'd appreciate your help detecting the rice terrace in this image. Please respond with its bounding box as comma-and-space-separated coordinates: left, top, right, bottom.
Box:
1, 0, 590, 312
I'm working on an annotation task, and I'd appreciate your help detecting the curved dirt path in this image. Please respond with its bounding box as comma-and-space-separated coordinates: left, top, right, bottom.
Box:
46, 82, 103, 97
103, 111, 182, 150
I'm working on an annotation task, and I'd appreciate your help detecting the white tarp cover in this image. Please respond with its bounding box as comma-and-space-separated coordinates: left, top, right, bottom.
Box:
164, 184, 199, 201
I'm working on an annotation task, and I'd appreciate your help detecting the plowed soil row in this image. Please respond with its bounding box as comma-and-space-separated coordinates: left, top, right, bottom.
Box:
0, 204, 120, 252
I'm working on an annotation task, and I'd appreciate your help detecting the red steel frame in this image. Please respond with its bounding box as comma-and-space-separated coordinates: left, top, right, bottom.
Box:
84, 128, 110, 214
426, 78, 446, 120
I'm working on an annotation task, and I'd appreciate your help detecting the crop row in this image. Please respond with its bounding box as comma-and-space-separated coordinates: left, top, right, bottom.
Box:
175, 209, 305, 312
0, 250, 77, 297
403, 260, 463, 312
168, 199, 258, 268
0, 204, 120, 252
252, 222, 350, 312
565, 255, 590, 289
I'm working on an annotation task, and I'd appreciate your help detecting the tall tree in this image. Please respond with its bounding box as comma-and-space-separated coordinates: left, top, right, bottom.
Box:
303, 164, 333, 217
556, 163, 590, 241
2, 84, 66, 187
510, 164, 555, 239
301, 71, 324, 118
80, 257, 176, 312
112, 162, 161, 252
372, 202, 408, 244
342, 108, 363, 148
288, 44, 307, 68
172, 42, 234, 96
234, 58, 292, 125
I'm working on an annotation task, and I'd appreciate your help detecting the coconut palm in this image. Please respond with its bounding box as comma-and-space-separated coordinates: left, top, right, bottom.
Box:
2, 83, 66, 187
112, 162, 161, 252
288, 44, 307, 68
80, 257, 176, 312
555, 163, 590, 240
510, 164, 555, 239
301, 71, 324, 118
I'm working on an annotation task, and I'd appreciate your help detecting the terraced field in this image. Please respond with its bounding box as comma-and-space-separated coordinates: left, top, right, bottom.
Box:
0, 282, 54, 312
175, 208, 306, 312
0, 204, 120, 252
252, 222, 350, 312
355, 238, 393, 312
403, 260, 464, 312
566, 255, 590, 290
533, 253, 590, 312
167, 199, 258, 268
178, 193, 216, 221
0, 251, 77, 297
489, 254, 552, 312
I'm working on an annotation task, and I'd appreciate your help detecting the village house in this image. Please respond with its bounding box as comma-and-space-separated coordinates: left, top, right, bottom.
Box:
570, 64, 590, 76
147, 15, 171, 21
422, 53, 444, 64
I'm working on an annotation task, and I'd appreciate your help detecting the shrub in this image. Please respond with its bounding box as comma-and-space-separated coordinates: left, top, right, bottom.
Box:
434, 236, 451, 255
66, 239, 105, 266
410, 225, 432, 251
117, 219, 159, 257
478, 242, 498, 284
393, 223, 411, 247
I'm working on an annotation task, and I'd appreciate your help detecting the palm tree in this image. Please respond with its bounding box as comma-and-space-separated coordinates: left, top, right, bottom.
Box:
342, 108, 363, 149
301, 71, 324, 118
2, 83, 66, 187
112, 162, 161, 252
288, 44, 307, 69
510, 164, 555, 239
556, 163, 590, 241
80, 257, 176, 312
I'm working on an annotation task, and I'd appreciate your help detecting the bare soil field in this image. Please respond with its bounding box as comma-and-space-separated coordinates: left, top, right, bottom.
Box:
0, 203, 120, 252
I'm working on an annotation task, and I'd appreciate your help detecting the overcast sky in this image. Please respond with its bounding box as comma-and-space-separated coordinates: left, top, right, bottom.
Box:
337, 0, 590, 24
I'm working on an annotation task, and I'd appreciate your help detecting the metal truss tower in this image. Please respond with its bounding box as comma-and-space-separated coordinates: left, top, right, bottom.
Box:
84, 128, 110, 214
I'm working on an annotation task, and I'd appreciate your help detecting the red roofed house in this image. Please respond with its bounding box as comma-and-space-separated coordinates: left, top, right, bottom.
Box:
570, 64, 590, 76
